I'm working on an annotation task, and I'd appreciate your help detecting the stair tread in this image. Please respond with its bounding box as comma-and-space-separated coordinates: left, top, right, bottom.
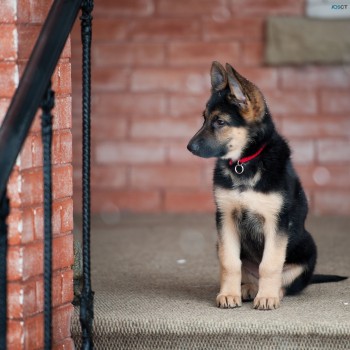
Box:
72, 214, 350, 349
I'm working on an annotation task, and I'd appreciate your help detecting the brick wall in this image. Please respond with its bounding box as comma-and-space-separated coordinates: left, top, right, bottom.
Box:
72, 0, 350, 215
1, 1, 74, 348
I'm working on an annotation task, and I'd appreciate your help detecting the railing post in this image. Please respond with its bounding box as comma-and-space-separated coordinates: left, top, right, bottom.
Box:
41, 82, 55, 350
80, 0, 94, 349
0, 193, 9, 349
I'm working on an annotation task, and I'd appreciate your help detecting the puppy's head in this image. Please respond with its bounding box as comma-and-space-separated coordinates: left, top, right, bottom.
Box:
187, 61, 268, 160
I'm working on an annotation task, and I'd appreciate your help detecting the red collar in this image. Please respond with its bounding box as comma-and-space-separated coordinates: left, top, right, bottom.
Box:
228, 144, 267, 174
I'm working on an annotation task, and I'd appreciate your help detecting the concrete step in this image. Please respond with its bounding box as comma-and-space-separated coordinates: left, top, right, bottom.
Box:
71, 214, 350, 349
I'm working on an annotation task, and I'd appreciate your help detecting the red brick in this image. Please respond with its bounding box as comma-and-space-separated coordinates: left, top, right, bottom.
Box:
61, 269, 74, 304
7, 210, 23, 246
21, 168, 43, 206
168, 42, 239, 66
52, 62, 72, 95
91, 190, 162, 213
17, 0, 51, 23
21, 208, 35, 244
30, 131, 72, 168
320, 91, 350, 113
236, 67, 278, 90
95, 0, 154, 17
22, 280, 37, 316
33, 206, 44, 240
157, 0, 227, 16
314, 191, 350, 215
58, 130, 73, 164
7, 320, 24, 350
0, 98, 11, 124
131, 68, 209, 94
316, 139, 350, 163
281, 115, 350, 139
53, 234, 74, 270
88, 165, 128, 189
0, 24, 17, 60
91, 115, 128, 140
281, 67, 350, 90
130, 164, 203, 189
93, 43, 165, 67
264, 91, 318, 115
7, 170, 22, 208
0, 1, 17, 23
19, 135, 33, 170
93, 93, 167, 117
8, 283, 24, 319
169, 95, 207, 117
242, 41, 264, 66
91, 67, 129, 92
23, 242, 43, 280
52, 201, 63, 235
203, 18, 264, 41
296, 164, 350, 189
52, 304, 74, 343
53, 337, 75, 350
129, 18, 200, 41
17, 24, 40, 59
7, 246, 24, 281
130, 117, 202, 139
60, 198, 74, 233
95, 141, 167, 164
0, 62, 17, 98
165, 191, 214, 212
36, 273, 62, 312
93, 18, 129, 42
53, 165, 73, 200
53, 96, 72, 130
24, 313, 44, 349
289, 139, 315, 164
230, 0, 304, 16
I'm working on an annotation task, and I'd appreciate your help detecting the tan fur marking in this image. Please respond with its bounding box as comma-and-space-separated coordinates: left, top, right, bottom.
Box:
282, 264, 305, 287
220, 127, 249, 161
254, 234, 288, 310
215, 187, 283, 218
216, 209, 242, 308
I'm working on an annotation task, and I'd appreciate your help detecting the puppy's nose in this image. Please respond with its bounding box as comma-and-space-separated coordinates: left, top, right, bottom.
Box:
187, 141, 199, 154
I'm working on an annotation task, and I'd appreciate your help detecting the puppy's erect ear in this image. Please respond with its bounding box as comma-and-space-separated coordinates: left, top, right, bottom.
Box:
210, 61, 227, 91
225, 63, 247, 107
225, 63, 265, 123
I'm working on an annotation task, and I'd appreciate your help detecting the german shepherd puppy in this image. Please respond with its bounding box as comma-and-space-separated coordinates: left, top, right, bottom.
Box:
187, 62, 347, 310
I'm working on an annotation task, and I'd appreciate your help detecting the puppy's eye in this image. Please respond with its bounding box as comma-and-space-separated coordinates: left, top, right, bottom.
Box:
213, 118, 226, 128
216, 119, 226, 126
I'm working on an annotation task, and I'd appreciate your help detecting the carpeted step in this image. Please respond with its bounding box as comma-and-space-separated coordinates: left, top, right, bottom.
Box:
71, 214, 350, 349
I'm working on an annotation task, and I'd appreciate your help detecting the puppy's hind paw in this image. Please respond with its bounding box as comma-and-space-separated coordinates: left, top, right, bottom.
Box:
241, 283, 258, 301
216, 294, 242, 309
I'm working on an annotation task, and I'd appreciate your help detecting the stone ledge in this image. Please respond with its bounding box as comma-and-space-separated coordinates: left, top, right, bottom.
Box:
265, 17, 350, 65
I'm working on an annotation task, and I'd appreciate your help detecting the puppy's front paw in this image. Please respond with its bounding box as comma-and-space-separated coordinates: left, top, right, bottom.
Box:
216, 294, 242, 308
253, 295, 281, 310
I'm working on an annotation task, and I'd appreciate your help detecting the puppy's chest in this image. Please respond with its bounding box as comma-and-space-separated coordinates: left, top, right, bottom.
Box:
215, 187, 283, 261
215, 187, 283, 222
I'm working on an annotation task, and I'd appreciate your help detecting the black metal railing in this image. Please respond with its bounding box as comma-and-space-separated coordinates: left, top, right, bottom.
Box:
0, 0, 94, 349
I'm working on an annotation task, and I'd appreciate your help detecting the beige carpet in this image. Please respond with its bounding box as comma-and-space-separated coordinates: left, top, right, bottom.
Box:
71, 214, 350, 349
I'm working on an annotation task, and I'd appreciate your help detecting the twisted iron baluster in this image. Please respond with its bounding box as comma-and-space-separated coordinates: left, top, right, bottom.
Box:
41, 82, 55, 350
0, 193, 9, 349
80, 1, 94, 349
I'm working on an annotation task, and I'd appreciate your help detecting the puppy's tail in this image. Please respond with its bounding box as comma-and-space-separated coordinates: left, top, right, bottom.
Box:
311, 274, 348, 284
